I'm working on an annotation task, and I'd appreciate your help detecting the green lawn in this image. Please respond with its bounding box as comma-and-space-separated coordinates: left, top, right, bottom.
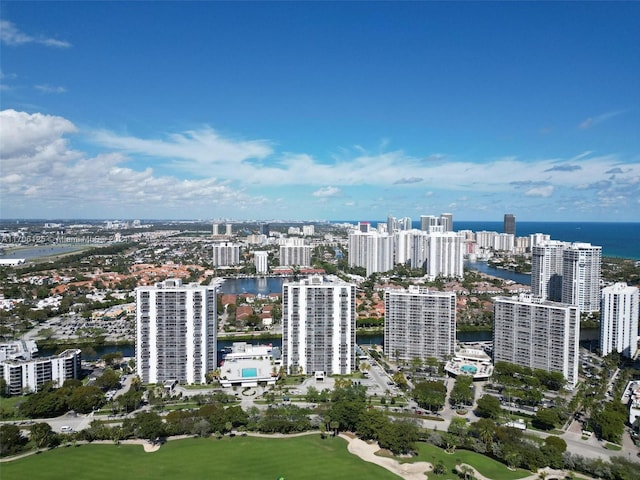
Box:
1, 435, 400, 480
400, 443, 530, 480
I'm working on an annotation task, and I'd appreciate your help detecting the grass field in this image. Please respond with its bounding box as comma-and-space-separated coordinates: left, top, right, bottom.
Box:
400, 443, 530, 480
1, 435, 401, 480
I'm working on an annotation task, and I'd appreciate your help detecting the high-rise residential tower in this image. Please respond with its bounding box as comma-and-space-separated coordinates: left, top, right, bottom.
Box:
384, 287, 456, 363
136, 279, 217, 384
254, 250, 269, 274
503, 214, 516, 236
279, 244, 312, 267
440, 213, 453, 232
282, 276, 356, 375
561, 243, 602, 313
531, 240, 568, 302
493, 294, 579, 387
424, 232, 464, 280
212, 242, 240, 267
600, 283, 639, 358
348, 230, 393, 275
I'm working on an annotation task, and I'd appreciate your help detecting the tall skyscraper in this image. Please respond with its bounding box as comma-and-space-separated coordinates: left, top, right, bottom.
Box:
531, 240, 568, 301
212, 223, 219, 236
136, 279, 217, 384
225, 223, 233, 236
493, 294, 579, 387
600, 283, 639, 358
561, 243, 602, 313
282, 276, 356, 375
259, 223, 270, 236
503, 214, 516, 236
384, 287, 456, 363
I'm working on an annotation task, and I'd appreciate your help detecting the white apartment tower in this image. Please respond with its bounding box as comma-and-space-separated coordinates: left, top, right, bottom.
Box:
600, 283, 639, 358
136, 279, 217, 384
348, 231, 393, 275
493, 233, 515, 252
384, 287, 456, 363
254, 251, 269, 274
425, 232, 464, 280
440, 213, 453, 232
531, 240, 568, 301
561, 243, 602, 313
279, 244, 312, 267
212, 242, 240, 267
493, 294, 579, 387
282, 276, 356, 375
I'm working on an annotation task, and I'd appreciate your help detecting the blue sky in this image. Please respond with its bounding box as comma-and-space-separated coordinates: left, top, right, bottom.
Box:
1, 2, 639, 222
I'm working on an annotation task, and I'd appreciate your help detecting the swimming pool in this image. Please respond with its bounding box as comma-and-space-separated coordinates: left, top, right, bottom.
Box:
460, 365, 478, 374
242, 367, 258, 378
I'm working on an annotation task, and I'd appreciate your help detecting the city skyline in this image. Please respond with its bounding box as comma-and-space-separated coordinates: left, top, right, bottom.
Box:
1, 2, 639, 221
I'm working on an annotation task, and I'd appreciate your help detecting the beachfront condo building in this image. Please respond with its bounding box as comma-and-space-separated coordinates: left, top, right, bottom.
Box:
493, 294, 579, 387
600, 283, 639, 358
136, 279, 217, 384
384, 287, 456, 363
282, 275, 356, 375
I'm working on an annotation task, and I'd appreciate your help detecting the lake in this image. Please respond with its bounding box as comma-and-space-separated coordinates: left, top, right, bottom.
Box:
0, 245, 89, 260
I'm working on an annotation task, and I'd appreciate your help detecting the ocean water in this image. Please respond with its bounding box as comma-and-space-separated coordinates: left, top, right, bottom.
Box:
340, 221, 640, 260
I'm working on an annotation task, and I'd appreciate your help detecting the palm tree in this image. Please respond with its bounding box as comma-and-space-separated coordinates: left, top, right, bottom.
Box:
459, 465, 473, 480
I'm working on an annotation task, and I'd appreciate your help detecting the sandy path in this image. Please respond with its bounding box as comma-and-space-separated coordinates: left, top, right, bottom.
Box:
340, 434, 432, 480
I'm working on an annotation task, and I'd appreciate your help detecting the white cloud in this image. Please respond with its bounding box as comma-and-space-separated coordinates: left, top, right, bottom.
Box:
35, 84, 67, 94
0, 109, 77, 159
579, 110, 624, 129
525, 186, 554, 198
312, 186, 341, 197
3, 109, 639, 220
0, 110, 272, 217
90, 127, 273, 174
0, 20, 71, 48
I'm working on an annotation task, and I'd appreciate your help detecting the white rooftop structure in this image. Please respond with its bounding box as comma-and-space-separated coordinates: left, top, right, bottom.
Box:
218, 342, 281, 388
444, 347, 493, 380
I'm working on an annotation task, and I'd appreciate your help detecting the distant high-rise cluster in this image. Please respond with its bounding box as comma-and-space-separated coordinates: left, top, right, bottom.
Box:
351, 213, 463, 279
